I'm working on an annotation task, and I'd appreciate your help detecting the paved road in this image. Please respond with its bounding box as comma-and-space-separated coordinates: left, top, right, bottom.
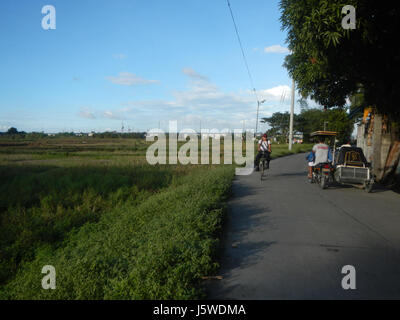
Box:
208, 153, 400, 299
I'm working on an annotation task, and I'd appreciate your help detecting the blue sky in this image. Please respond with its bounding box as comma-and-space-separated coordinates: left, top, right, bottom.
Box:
0, 0, 309, 133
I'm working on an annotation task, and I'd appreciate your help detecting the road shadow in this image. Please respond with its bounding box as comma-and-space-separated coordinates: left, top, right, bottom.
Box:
277, 172, 309, 178
327, 181, 394, 194
207, 179, 276, 299
368, 183, 393, 194
229, 177, 260, 198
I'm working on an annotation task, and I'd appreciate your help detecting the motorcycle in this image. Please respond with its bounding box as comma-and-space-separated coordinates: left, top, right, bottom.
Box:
310, 162, 333, 189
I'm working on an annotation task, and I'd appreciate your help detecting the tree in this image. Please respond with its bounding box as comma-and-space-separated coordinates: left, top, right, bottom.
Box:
7, 127, 18, 134
297, 108, 325, 140
280, 0, 400, 119
324, 108, 354, 144
261, 108, 353, 143
297, 107, 354, 143
261, 112, 300, 142
261, 112, 299, 142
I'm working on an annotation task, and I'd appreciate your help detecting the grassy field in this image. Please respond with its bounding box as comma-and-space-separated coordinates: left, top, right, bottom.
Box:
269, 143, 311, 159
0, 137, 310, 299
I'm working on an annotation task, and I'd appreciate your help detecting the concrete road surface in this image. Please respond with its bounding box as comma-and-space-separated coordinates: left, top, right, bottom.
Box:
207, 153, 400, 299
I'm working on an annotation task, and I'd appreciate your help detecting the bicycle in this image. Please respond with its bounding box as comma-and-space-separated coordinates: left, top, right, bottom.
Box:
259, 151, 270, 180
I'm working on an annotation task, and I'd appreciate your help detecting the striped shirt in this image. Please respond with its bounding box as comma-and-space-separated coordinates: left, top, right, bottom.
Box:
258, 139, 270, 152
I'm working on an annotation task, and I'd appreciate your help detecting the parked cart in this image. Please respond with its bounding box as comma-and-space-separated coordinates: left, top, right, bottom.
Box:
334, 146, 374, 192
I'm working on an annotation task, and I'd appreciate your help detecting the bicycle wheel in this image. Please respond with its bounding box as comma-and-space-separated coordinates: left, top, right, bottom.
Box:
260, 160, 265, 180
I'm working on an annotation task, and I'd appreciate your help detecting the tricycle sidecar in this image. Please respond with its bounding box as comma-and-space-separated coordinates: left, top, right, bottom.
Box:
334, 147, 374, 192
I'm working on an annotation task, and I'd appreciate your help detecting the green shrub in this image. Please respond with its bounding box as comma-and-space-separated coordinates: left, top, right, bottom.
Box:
1, 166, 234, 299
0, 165, 187, 285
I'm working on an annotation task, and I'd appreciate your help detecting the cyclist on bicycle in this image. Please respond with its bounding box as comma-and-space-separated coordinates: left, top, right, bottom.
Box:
254, 133, 271, 171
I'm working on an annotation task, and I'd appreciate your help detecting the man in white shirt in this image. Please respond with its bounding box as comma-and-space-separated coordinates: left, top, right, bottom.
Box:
312, 139, 330, 166
308, 138, 333, 177
254, 134, 272, 171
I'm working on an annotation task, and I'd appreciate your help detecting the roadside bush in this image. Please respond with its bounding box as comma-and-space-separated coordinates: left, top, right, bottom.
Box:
1, 166, 234, 299
0, 165, 184, 285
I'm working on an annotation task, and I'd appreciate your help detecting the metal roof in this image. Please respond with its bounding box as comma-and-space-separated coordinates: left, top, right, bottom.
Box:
310, 131, 338, 137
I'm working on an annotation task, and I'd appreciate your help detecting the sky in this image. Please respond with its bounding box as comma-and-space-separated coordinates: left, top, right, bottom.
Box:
0, 0, 317, 133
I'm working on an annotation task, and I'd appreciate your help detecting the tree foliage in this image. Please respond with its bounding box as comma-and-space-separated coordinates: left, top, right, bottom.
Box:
262, 107, 353, 144
261, 111, 294, 139
280, 0, 400, 118
6, 127, 18, 134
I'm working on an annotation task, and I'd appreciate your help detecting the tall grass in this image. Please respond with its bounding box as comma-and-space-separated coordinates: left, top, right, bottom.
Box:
1, 165, 234, 299
0, 137, 310, 299
0, 165, 183, 284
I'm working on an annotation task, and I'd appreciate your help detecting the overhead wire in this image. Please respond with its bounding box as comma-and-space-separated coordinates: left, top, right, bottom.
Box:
226, 0, 259, 103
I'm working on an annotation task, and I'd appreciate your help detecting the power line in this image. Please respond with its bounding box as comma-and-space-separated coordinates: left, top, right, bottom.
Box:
226, 0, 259, 103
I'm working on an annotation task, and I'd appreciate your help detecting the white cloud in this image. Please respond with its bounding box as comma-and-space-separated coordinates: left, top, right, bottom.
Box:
264, 45, 290, 54
112, 53, 127, 60
182, 68, 209, 81
160, 68, 257, 112
115, 69, 301, 130
78, 107, 128, 121
82, 68, 317, 131
103, 110, 125, 120
106, 72, 159, 86
103, 111, 115, 119
78, 107, 96, 119
0, 125, 10, 131
258, 85, 291, 102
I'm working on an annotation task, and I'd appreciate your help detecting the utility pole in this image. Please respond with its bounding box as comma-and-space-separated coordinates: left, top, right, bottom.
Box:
255, 100, 260, 138
289, 78, 295, 151
255, 99, 266, 138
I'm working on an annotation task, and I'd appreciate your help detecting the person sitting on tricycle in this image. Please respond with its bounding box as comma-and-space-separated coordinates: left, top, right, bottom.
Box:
308, 138, 332, 178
